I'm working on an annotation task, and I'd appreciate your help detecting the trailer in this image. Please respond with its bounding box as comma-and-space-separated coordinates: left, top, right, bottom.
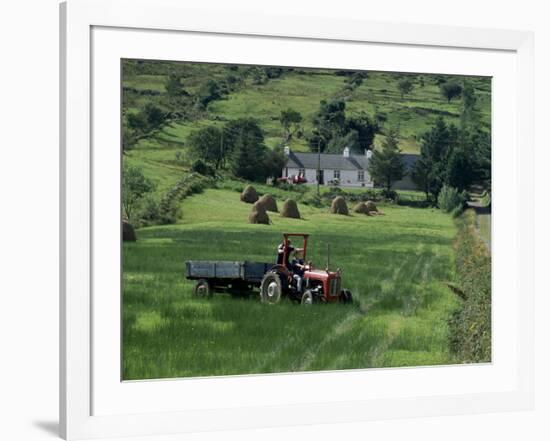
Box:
185, 260, 273, 297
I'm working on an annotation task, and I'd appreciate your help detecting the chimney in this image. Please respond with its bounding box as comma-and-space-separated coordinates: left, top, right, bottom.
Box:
283, 146, 290, 156
343, 147, 350, 158
366, 149, 373, 159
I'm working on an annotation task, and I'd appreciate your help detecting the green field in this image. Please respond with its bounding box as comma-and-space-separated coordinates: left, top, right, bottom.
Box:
123, 188, 459, 379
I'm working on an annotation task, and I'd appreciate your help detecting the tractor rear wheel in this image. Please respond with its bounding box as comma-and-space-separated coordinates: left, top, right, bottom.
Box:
339, 289, 353, 304
260, 272, 283, 304
301, 290, 316, 305
194, 279, 213, 298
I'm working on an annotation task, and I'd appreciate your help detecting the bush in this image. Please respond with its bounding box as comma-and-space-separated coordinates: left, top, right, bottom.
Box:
273, 181, 308, 194
448, 210, 491, 362
301, 193, 323, 208
138, 196, 161, 226
437, 185, 467, 213
190, 159, 215, 177
380, 188, 399, 202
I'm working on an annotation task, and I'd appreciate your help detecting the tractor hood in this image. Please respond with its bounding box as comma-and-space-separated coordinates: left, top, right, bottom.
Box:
304, 269, 339, 279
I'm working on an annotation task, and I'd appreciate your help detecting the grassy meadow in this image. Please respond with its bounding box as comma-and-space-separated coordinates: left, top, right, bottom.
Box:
123, 188, 459, 379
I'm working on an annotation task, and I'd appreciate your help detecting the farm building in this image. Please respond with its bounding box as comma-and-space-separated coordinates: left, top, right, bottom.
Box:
282, 146, 419, 190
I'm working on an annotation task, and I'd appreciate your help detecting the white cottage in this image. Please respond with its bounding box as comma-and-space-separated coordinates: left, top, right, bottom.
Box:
282, 146, 374, 188
282, 146, 420, 190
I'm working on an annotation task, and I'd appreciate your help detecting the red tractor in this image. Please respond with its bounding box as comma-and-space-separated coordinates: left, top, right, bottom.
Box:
260, 233, 353, 305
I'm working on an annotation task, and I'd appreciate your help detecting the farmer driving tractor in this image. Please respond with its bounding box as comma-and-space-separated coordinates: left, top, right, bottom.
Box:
277, 238, 306, 293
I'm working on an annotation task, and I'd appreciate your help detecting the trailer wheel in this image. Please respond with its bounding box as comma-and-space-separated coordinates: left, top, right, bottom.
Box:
260, 272, 282, 304
194, 279, 213, 298
339, 289, 353, 304
301, 290, 316, 305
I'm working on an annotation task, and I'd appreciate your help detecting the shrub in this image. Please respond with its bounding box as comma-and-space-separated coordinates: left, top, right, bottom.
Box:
190, 159, 215, 177
448, 210, 491, 362
438, 185, 467, 213
302, 193, 323, 208
138, 196, 161, 226
380, 188, 399, 202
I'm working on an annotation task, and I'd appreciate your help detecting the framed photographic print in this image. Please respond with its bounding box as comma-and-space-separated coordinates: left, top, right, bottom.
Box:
60, 0, 534, 439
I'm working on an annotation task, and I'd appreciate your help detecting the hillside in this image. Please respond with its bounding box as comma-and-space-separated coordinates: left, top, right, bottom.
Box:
122, 60, 491, 194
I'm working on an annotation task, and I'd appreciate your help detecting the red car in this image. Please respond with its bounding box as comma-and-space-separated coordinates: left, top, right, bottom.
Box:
277, 174, 307, 185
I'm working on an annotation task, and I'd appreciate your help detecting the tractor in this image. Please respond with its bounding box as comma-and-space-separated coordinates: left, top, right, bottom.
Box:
260, 233, 353, 305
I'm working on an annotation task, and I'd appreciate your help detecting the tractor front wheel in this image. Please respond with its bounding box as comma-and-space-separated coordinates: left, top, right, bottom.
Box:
194, 279, 213, 298
301, 290, 317, 305
339, 289, 353, 304
260, 272, 283, 304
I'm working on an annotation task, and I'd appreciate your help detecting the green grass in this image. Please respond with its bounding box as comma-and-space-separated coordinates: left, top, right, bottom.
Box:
123, 188, 459, 380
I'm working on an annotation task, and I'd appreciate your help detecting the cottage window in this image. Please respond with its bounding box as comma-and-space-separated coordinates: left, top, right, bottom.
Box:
358, 171, 365, 182
333, 170, 340, 179
298, 168, 305, 177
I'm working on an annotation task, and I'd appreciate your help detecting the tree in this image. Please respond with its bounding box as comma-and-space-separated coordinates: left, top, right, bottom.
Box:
262, 148, 286, 180
440, 81, 463, 103
397, 78, 414, 99
279, 108, 302, 144
165, 74, 186, 97
460, 81, 478, 129
126, 111, 148, 132
122, 126, 138, 153
413, 117, 458, 200
227, 118, 269, 181
318, 98, 346, 132
325, 130, 360, 154
142, 103, 164, 129
445, 147, 474, 191
122, 164, 154, 220
126, 103, 165, 133
346, 112, 378, 153
196, 79, 222, 109
411, 157, 431, 200
186, 125, 225, 169
344, 72, 368, 89
367, 128, 406, 191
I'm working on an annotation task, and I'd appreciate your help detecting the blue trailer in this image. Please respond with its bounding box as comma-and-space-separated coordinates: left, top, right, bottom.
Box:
185, 260, 273, 297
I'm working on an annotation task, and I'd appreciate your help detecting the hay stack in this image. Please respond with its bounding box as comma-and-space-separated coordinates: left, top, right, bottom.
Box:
122, 220, 137, 241
365, 201, 378, 212
258, 193, 278, 212
353, 202, 371, 215
240, 185, 259, 204
248, 201, 270, 225
330, 196, 348, 215
281, 199, 300, 219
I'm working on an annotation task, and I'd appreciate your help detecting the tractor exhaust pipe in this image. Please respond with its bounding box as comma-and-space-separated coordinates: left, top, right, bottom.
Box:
326, 243, 330, 272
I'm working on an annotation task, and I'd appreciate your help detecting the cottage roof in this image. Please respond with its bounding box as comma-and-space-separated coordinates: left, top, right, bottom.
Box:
286, 151, 368, 171
285, 151, 419, 171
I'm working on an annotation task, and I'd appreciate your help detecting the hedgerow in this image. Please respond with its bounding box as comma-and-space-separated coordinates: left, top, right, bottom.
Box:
448, 209, 491, 362
155, 173, 214, 224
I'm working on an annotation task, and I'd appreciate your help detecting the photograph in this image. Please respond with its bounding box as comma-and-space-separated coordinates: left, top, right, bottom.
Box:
121, 59, 492, 381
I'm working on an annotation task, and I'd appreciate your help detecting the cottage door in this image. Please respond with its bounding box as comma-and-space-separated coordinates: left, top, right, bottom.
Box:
317, 170, 324, 185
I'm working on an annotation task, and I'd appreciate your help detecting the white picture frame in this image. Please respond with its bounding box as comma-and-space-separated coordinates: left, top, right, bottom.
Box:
60, 0, 534, 439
